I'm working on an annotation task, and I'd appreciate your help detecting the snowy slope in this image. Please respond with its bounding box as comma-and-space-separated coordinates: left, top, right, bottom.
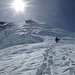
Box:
0, 21, 75, 75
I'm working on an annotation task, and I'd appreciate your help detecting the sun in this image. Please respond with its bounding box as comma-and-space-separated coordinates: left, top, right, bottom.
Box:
12, 0, 26, 12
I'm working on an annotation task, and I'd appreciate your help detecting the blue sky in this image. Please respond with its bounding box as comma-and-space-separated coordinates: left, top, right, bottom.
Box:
0, 0, 75, 32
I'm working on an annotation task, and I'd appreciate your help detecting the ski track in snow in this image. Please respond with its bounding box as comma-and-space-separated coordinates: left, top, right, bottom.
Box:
0, 22, 75, 75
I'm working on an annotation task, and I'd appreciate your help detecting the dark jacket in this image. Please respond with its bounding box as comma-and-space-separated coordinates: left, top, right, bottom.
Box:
55, 37, 60, 43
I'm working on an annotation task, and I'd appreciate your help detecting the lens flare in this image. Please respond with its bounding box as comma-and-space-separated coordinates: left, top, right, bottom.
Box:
12, 0, 26, 12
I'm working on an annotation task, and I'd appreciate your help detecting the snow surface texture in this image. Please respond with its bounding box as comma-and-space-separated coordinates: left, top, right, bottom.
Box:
0, 22, 75, 75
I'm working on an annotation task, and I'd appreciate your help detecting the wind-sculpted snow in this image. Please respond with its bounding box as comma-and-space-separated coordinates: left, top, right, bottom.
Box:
0, 22, 44, 49
0, 22, 75, 75
36, 27, 71, 37
2, 33, 43, 48
0, 36, 75, 75
0, 22, 71, 49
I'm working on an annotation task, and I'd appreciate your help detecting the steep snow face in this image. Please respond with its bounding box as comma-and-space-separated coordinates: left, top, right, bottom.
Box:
3, 33, 43, 48
0, 21, 75, 75
0, 22, 71, 49
0, 22, 72, 49
0, 22, 43, 49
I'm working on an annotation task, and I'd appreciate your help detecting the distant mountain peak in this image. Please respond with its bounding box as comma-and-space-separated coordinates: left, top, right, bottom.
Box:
25, 19, 37, 23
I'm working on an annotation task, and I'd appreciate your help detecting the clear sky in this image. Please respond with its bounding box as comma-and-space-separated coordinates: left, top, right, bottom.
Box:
0, 0, 75, 32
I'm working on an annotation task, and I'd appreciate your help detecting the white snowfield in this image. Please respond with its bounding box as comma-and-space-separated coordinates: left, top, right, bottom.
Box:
0, 21, 75, 75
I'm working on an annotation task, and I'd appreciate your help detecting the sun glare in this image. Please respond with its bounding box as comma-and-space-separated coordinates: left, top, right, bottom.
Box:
12, 0, 26, 12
